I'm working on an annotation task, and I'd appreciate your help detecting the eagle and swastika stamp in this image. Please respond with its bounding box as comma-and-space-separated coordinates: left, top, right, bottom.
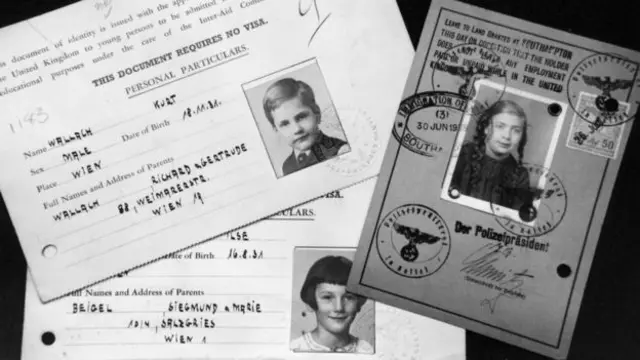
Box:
567, 53, 640, 126
431, 43, 508, 115
376, 204, 451, 278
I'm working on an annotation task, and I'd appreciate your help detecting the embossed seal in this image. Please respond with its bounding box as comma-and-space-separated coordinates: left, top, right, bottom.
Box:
351, 303, 376, 348
376, 204, 451, 278
567, 53, 639, 126
325, 108, 379, 176
376, 305, 421, 360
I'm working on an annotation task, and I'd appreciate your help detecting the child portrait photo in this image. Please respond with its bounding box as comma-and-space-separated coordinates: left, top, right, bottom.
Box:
441, 79, 567, 225
242, 59, 350, 178
290, 247, 375, 354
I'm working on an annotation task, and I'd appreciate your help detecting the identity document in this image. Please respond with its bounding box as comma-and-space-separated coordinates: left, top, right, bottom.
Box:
0, 0, 413, 301
348, 0, 640, 358
21, 180, 465, 360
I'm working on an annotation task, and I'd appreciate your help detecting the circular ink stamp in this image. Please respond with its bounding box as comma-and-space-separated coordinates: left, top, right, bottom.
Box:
325, 107, 379, 176
431, 43, 509, 115
376, 204, 451, 278
490, 163, 567, 238
567, 53, 639, 126
393, 91, 468, 157
376, 305, 421, 360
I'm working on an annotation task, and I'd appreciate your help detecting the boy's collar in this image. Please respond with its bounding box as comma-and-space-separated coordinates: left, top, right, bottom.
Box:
293, 147, 311, 160
293, 131, 325, 161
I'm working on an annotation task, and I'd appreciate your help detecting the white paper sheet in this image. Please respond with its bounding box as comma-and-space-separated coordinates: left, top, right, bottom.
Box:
21, 179, 465, 360
0, 0, 413, 301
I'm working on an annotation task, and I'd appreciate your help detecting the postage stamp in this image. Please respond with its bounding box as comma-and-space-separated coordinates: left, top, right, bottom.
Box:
566, 92, 628, 159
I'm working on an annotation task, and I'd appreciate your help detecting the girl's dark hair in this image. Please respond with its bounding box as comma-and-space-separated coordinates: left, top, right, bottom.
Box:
473, 99, 528, 164
299, 255, 366, 311
468, 100, 529, 192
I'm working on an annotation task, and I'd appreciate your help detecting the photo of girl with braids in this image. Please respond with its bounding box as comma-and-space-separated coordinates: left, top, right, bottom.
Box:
450, 99, 533, 210
442, 81, 567, 223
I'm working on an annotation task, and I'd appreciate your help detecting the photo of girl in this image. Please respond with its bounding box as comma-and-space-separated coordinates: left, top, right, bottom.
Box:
442, 80, 567, 224
450, 99, 533, 210
290, 251, 374, 354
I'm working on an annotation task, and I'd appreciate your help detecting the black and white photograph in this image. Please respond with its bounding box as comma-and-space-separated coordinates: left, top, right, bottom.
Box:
290, 247, 374, 354
242, 59, 350, 178
2, 1, 640, 360
441, 79, 567, 224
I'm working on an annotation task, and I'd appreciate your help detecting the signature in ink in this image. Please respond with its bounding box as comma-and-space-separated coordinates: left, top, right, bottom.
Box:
460, 242, 512, 282
480, 269, 533, 314
460, 242, 534, 313
94, 0, 114, 19
298, 0, 332, 46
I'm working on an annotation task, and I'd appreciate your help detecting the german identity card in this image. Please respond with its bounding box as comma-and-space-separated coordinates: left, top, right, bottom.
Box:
348, 0, 640, 358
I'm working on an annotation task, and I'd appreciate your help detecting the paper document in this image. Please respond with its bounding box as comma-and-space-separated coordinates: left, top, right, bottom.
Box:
21, 180, 465, 360
348, 0, 640, 358
0, 0, 413, 301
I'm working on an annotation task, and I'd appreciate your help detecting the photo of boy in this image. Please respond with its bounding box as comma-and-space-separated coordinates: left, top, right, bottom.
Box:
242, 59, 351, 178
290, 249, 374, 354
263, 78, 350, 176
